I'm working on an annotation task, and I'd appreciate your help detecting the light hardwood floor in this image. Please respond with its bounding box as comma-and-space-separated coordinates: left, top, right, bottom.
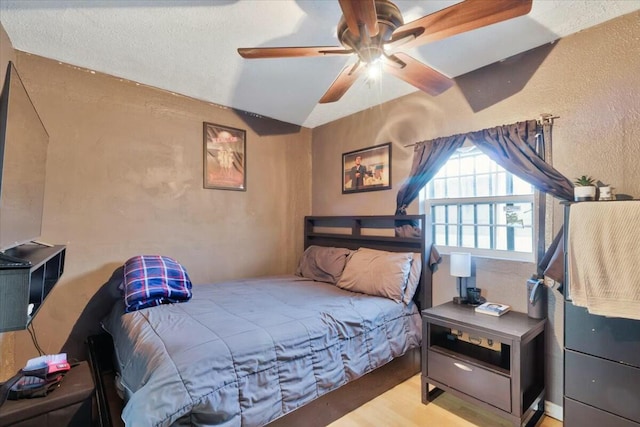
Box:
329, 375, 562, 427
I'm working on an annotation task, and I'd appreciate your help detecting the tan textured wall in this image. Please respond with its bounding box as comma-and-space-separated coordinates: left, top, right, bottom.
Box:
311, 12, 640, 409
0, 23, 17, 382
2, 52, 312, 376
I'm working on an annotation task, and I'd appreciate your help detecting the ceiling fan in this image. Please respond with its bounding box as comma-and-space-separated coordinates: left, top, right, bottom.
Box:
238, 0, 533, 103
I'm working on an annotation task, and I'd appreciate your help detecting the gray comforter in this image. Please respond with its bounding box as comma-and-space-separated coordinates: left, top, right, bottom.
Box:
102, 275, 421, 426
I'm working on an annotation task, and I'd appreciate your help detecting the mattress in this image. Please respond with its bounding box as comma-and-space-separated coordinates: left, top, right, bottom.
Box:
102, 274, 421, 427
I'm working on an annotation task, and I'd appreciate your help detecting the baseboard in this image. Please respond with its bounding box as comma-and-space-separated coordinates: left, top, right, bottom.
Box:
545, 400, 563, 421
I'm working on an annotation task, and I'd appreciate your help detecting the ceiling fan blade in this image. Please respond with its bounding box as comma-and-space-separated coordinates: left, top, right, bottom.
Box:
382, 53, 454, 96
390, 0, 533, 51
319, 61, 365, 103
338, 0, 379, 37
238, 46, 351, 59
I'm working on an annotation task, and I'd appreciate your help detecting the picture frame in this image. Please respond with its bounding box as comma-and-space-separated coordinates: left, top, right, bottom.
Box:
342, 142, 392, 194
203, 122, 246, 191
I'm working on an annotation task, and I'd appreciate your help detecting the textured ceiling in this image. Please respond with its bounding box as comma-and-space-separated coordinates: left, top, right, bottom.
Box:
1, 0, 639, 128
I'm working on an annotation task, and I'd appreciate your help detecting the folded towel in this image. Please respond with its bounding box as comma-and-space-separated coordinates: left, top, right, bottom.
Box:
123, 255, 192, 313
568, 201, 640, 320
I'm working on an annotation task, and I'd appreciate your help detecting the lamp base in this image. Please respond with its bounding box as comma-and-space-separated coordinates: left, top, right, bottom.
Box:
452, 296, 468, 305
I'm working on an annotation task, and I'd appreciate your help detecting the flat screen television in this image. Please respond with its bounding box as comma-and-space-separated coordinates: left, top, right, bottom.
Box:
0, 61, 49, 253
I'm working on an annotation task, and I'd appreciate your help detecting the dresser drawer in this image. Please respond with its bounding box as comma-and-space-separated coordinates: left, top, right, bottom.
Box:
427, 349, 511, 412
565, 350, 640, 423
565, 302, 640, 367
565, 397, 640, 427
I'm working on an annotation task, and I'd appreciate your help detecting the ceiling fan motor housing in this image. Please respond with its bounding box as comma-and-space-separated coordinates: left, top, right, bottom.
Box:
337, 0, 404, 63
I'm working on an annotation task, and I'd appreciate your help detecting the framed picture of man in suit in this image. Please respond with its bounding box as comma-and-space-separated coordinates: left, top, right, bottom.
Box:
203, 122, 246, 191
342, 143, 391, 194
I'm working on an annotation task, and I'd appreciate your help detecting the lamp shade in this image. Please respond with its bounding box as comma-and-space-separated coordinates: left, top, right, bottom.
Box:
450, 252, 471, 277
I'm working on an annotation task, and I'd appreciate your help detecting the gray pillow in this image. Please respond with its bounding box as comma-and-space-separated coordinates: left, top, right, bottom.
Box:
296, 245, 352, 284
336, 248, 413, 303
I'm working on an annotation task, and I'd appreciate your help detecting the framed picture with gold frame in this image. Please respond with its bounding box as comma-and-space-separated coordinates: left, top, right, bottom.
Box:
342, 143, 391, 194
203, 122, 246, 191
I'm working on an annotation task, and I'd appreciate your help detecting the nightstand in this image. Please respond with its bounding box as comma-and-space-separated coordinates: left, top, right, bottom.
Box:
422, 302, 545, 427
0, 361, 95, 427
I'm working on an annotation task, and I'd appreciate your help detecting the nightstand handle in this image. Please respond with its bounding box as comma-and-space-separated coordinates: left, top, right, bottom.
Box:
453, 362, 472, 372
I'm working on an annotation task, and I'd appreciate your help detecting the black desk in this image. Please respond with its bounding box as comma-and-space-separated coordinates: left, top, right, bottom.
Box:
0, 361, 94, 427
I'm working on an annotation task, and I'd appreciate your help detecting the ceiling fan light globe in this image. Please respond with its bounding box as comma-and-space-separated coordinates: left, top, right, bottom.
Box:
360, 46, 384, 63
367, 59, 383, 79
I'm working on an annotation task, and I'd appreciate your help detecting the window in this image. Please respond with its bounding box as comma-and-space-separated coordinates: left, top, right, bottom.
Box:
423, 145, 535, 261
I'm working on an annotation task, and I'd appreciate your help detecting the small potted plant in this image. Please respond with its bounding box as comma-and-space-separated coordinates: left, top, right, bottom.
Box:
573, 175, 597, 201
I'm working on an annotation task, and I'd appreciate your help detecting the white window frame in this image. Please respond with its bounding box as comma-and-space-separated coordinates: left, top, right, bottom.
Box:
421, 146, 537, 262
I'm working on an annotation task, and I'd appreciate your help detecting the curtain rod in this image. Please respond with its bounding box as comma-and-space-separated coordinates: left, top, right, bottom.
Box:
537, 113, 559, 125
402, 114, 559, 148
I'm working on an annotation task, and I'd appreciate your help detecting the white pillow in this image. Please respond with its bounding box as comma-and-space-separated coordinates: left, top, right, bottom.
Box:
403, 253, 422, 304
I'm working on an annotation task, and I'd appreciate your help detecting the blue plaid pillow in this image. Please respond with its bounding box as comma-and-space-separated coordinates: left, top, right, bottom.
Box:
123, 255, 192, 313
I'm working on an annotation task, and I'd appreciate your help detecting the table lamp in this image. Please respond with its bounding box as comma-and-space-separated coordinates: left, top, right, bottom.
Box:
450, 252, 471, 304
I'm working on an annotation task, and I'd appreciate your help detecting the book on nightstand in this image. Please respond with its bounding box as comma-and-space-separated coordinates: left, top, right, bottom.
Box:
474, 302, 511, 317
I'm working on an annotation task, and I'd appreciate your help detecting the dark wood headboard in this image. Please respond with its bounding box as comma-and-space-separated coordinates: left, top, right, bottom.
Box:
303, 215, 432, 310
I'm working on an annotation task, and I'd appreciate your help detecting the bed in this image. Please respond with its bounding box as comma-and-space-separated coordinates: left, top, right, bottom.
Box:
99, 215, 433, 426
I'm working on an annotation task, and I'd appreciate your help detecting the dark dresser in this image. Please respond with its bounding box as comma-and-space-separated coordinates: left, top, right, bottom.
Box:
563, 203, 640, 427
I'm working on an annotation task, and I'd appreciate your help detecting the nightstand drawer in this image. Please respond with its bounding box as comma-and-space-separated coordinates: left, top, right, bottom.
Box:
428, 349, 511, 412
